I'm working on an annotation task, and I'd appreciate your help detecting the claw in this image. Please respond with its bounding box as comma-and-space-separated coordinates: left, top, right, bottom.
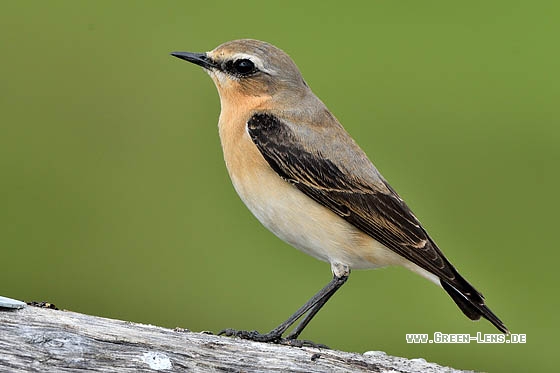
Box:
218, 328, 245, 337
217, 328, 329, 348
278, 338, 329, 349
217, 328, 282, 342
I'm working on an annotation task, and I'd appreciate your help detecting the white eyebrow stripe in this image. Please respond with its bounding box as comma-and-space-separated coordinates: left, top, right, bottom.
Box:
230, 52, 277, 75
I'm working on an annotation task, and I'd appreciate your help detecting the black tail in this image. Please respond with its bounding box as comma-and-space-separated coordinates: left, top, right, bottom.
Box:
441, 274, 509, 334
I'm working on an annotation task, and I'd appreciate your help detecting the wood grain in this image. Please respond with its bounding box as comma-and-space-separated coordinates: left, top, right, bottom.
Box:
0, 305, 469, 372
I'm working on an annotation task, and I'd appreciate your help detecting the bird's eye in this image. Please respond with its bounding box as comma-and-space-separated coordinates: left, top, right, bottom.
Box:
231, 59, 257, 75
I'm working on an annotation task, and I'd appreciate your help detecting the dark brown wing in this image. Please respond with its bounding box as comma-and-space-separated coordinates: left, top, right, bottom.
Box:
247, 112, 508, 333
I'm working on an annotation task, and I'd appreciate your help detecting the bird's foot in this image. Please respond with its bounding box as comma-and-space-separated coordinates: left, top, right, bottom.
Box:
218, 328, 282, 342
218, 328, 329, 349
279, 337, 330, 349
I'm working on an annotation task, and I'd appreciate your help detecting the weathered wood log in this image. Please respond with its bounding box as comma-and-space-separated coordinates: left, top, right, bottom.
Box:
0, 303, 469, 372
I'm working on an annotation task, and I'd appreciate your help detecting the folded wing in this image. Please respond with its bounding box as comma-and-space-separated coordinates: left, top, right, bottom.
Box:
247, 112, 508, 333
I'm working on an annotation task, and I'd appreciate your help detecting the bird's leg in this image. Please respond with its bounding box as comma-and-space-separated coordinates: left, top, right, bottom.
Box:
284, 274, 347, 340
219, 271, 349, 346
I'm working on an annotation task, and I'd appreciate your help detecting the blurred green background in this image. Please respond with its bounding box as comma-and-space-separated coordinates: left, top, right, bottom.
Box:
1, 1, 558, 371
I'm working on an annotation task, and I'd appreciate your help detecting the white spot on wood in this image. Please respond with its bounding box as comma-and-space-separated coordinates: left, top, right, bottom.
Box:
363, 350, 387, 357
141, 351, 172, 370
0, 295, 26, 309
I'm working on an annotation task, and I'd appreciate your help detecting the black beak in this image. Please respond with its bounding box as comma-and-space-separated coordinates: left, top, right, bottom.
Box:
170, 51, 216, 70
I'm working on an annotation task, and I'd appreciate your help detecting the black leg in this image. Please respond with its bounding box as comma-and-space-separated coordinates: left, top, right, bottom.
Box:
285, 275, 347, 340
219, 273, 349, 345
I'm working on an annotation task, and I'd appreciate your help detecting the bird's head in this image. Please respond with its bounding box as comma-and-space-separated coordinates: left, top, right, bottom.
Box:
172, 39, 310, 105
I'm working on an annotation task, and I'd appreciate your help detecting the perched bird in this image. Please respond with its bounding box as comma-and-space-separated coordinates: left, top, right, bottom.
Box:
171, 39, 508, 344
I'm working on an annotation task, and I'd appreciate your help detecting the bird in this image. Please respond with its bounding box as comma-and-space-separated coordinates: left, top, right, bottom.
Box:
170, 39, 509, 344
